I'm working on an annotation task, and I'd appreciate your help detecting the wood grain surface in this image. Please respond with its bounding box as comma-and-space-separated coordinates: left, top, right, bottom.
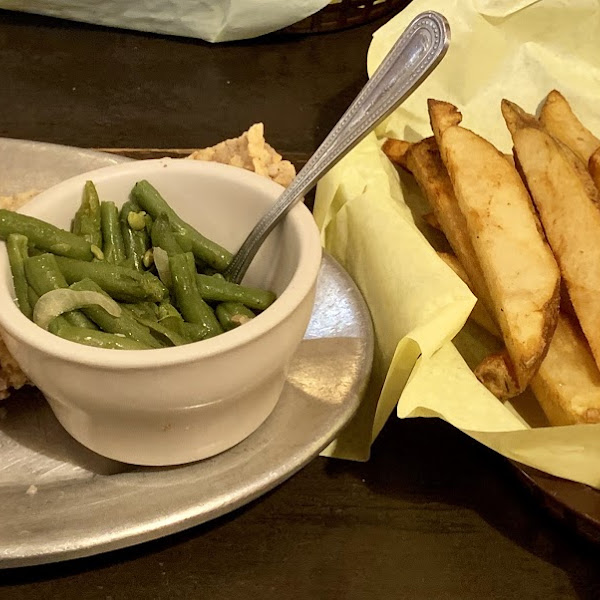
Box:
0, 8, 599, 599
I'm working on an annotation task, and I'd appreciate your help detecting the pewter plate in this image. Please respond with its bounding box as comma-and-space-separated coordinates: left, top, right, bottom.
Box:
0, 138, 373, 568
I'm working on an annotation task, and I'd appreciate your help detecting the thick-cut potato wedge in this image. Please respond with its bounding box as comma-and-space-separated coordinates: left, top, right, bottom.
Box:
429, 99, 560, 390
555, 139, 600, 204
403, 136, 494, 314
504, 153, 516, 168
507, 102, 599, 204
539, 90, 600, 164
429, 99, 462, 142
531, 314, 600, 425
438, 250, 521, 398
503, 99, 600, 371
382, 138, 411, 169
474, 352, 521, 400
590, 147, 600, 193
422, 211, 441, 230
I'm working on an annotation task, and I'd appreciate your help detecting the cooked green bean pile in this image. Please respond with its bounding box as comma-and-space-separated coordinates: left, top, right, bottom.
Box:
1, 180, 276, 350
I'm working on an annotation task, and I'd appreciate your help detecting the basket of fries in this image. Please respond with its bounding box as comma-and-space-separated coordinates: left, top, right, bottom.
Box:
314, 0, 600, 490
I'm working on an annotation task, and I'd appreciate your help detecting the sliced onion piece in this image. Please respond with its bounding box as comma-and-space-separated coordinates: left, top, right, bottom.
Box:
153, 246, 172, 288
33, 289, 121, 330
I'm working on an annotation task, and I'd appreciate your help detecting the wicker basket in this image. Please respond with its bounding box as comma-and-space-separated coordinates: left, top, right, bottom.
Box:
283, 0, 410, 34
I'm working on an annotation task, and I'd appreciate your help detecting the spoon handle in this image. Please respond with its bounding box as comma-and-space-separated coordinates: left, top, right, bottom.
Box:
226, 11, 450, 283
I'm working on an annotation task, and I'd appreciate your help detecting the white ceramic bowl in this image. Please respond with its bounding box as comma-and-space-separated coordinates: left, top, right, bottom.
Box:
0, 159, 322, 465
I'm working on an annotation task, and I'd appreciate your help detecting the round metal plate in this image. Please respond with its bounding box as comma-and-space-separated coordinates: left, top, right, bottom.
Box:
0, 139, 374, 567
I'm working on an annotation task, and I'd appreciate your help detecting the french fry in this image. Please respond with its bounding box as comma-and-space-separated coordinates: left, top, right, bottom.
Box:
555, 139, 600, 204
590, 147, 600, 193
504, 153, 515, 168
502, 99, 600, 372
474, 352, 521, 400
382, 138, 411, 170
403, 136, 494, 315
422, 211, 441, 230
428, 99, 560, 390
510, 105, 599, 205
438, 249, 522, 399
539, 90, 600, 164
471, 313, 600, 422
531, 314, 600, 425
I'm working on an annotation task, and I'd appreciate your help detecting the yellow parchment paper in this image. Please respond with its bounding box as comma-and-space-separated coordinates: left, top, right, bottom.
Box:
316, 0, 600, 489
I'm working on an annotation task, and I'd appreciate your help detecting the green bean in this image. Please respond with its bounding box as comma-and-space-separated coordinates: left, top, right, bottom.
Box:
120, 302, 158, 322
24, 254, 98, 329
0, 209, 93, 261
169, 252, 222, 337
151, 213, 184, 256
27, 286, 39, 310
119, 201, 150, 271
179, 322, 211, 342
70, 279, 162, 348
25, 254, 67, 294
54, 256, 168, 303
195, 274, 276, 311
172, 230, 193, 253
157, 300, 182, 321
126, 314, 189, 347
52, 324, 153, 350
132, 180, 232, 271
144, 213, 153, 237
156, 301, 185, 334
6, 234, 33, 319
184, 251, 198, 276
47, 314, 71, 332
120, 301, 189, 346
100, 201, 126, 264
71, 212, 80, 235
215, 302, 256, 332
72, 181, 102, 247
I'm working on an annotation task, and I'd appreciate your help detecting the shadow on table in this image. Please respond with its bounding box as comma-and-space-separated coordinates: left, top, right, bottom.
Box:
323, 416, 600, 599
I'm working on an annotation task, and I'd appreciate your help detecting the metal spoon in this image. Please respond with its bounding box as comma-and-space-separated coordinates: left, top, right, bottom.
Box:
224, 11, 450, 283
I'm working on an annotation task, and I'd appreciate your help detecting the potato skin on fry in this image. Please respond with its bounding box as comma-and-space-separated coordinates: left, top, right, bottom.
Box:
428, 99, 463, 145
422, 211, 441, 230
539, 90, 600, 164
590, 147, 600, 193
404, 137, 494, 315
555, 140, 600, 204
474, 352, 522, 400
382, 138, 411, 169
437, 250, 520, 397
429, 99, 560, 390
531, 314, 600, 425
503, 98, 600, 373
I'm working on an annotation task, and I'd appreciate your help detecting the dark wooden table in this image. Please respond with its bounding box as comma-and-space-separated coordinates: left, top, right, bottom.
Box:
1, 9, 599, 600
